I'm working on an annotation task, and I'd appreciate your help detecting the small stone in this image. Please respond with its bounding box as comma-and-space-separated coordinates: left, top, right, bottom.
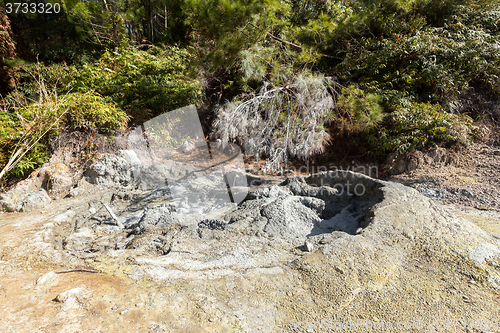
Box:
351, 287, 365, 295
181, 140, 194, 153
52, 210, 76, 224
355, 228, 363, 235
334, 266, 345, 274
120, 310, 128, 315
209, 318, 215, 322
118, 150, 141, 169
36, 271, 57, 286
391, 158, 407, 174
406, 157, 419, 172
87, 155, 134, 187
135, 303, 145, 307
0, 189, 30, 212
55, 286, 86, 303
55, 312, 67, 319
68, 188, 80, 197
89, 207, 97, 215
462, 295, 473, 303
111, 305, 117, 310
304, 241, 314, 252
17, 189, 51, 212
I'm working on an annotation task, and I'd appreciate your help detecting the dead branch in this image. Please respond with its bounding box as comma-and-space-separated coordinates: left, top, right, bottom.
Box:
56, 269, 101, 274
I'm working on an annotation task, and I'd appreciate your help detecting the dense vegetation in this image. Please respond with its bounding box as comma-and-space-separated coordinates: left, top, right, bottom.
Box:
1, 0, 499, 179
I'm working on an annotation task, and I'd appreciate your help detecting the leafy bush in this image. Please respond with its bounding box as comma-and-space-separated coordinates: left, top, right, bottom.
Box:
0, 85, 68, 179
4, 143, 49, 177
14, 91, 128, 133
9, 47, 202, 124
68, 47, 203, 122
363, 102, 477, 157
0, 90, 127, 179
6, 62, 74, 102
336, 1, 500, 107
63, 92, 129, 132
334, 86, 383, 132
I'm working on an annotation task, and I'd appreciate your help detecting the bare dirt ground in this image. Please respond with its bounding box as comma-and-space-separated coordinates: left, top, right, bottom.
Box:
0, 195, 152, 333
388, 142, 500, 236
390, 143, 500, 211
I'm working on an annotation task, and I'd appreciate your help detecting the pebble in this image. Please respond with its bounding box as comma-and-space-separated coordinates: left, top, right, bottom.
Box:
36, 271, 57, 286
334, 266, 345, 274
304, 241, 314, 252
55, 287, 86, 303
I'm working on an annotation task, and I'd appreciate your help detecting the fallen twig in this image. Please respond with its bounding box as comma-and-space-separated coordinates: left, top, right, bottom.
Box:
103, 203, 124, 228
55, 269, 101, 274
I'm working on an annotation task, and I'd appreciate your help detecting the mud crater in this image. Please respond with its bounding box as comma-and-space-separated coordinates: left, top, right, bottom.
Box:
224, 173, 384, 239
53, 172, 385, 256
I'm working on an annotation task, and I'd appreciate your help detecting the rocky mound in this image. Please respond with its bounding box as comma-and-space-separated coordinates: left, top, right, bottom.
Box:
1, 154, 499, 332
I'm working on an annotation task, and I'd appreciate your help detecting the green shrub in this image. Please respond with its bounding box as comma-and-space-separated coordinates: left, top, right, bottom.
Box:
0, 90, 127, 179
68, 47, 203, 122
334, 86, 383, 132
14, 91, 127, 133
363, 102, 477, 157
6, 62, 75, 102
8, 47, 203, 124
0, 90, 66, 179
337, 2, 500, 106
6, 143, 49, 177
63, 92, 129, 132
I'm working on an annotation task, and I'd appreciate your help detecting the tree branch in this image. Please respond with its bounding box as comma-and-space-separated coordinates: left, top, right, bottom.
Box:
247, 22, 342, 60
